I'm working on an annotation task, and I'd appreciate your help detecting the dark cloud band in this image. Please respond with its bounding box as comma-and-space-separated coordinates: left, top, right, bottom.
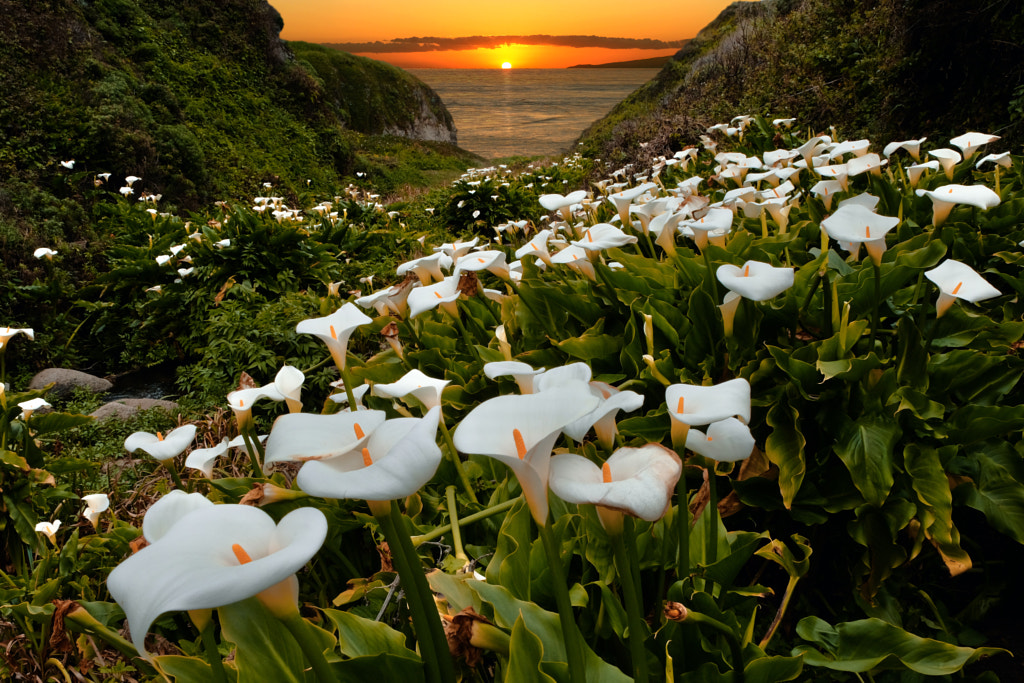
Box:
323, 35, 687, 53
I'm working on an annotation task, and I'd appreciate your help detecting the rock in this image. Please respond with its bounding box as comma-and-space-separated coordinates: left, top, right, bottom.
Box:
90, 398, 180, 421
29, 368, 112, 398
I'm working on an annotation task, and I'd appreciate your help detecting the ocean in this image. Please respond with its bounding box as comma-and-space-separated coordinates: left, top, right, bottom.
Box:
408, 69, 660, 161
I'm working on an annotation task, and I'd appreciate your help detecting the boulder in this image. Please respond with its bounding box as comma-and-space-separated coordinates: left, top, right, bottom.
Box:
90, 398, 179, 421
29, 368, 112, 398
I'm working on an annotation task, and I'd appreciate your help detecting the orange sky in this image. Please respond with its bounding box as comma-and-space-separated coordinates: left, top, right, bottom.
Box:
272, 0, 743, 68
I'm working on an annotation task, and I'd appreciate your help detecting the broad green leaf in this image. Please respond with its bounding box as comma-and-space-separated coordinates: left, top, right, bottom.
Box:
218, 599, 305, 683
505, 614, 558, 683
754, 534, 812, 579
485, 497, 532, 600
794, 617, 1008, 674
832, 418, 900, 506
27, 412, 95, 435
946, 404, 1024, 444
556, 320, 622, 361
765, 401, 805, 509
330, 653, 426, 682
904, 444, 970, 575
955, 452, 1024, 543
1, 449, 29, 471
322, 609, 418, 659
154, 655, 235, 683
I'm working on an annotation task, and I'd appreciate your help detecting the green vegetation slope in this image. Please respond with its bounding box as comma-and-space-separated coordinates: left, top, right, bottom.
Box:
578, 0, 1024, 165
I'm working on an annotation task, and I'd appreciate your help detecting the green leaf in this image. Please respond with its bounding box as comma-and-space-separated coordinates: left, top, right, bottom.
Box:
485, 496, 532, 600
1, 449, 29, 471
322, 609, 418, 660
765, 401, 806, 509
154, 655, 235, 683
946, 404, 1024, 444
556, 319, 622, 361
218, 599, 305, 683
330, 653, 426, 682
505, 614, 558, 683
904, 444, 970, 575
754, 534, 812, 579
955, 452, 1024, 544
832, 417, 900, 506
795, 617, 1008, 674
26, 412, 95, 435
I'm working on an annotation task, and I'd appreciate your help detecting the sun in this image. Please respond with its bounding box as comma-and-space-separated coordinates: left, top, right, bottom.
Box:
501, 61, 512, 69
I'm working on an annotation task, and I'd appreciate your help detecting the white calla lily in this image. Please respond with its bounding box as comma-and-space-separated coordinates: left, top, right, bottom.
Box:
81, 493, 109, 529
296, 302, 372, 371
453, 385, 600, 525
914, 184, 1001, 227
263, 409, 385, 472
296, 407, 442, 501
124, 425, 197, 462
142, 489, 216, 542
685, 417, 756, 462
107, 503, 327, 660
716, 261, 794, 301
924, 259, 1001, 317
372, 369, 449, 412
184, 439, 230, 479
549, 444, 682, 525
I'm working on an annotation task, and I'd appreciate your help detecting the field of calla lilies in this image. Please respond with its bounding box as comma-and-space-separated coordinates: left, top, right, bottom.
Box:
4, 115, 1024, 682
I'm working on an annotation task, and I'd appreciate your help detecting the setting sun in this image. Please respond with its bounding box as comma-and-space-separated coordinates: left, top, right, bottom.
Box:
501, 61, 512, 69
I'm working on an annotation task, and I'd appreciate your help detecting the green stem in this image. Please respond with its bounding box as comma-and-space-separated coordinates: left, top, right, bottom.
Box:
706, 462, 719, 566
445, 486, 468, 563
610, 521, 650, 683
412, 498, 518, 546
240, 428, 263, 476
280, 612, 336, 683
537, 522, 587, 683
377, 500, 457, 683
868, 261, 881, 351
200, 620, 228, 683
676, 462, 691, 583
451, 313, 482, 362
684, 609, 745, 683
164, 460, 186, 491
439, 417, 478, 503
339, 362, 359, 413
701, 247, 720, 303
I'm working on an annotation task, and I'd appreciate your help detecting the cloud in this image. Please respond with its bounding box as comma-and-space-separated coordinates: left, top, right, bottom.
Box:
323, 35, 687, 53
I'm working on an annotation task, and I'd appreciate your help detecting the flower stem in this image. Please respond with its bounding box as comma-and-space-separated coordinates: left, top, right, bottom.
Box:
279, 612, 336, 683
706, 463, 719, 566
164, 460, 186, 491
199, 620, 228, 683
439, 417, 478, 503
537, 521, 587, 683
684, 609, 745, 683
445, 486, 468, 564
758, 575, 799, 649
375, 500, 456, 683
610, 520, 650, 682
675, 449, 691, 584
412, 498, 517, 546
240, 428, 263, 476
868, 261, 881, 350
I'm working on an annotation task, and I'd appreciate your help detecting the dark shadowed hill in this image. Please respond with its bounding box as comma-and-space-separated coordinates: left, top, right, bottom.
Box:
0, 0, 465, 252
577, 0, 1024, 166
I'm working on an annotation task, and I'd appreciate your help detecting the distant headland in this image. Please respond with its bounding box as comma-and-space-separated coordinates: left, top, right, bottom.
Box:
567, 54, 677, 69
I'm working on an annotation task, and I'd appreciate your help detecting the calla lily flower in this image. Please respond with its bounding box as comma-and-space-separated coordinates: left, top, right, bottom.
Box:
227, 384, 284, 428
540, 190, 588, 222
82, 493, 109, 529
107, 502, 327, 659
328, 382, 371, 409
296, 302, 372, 371
550, 245, 596, 281
924, 259, 1001, 317
143, 489, 216, 542
882, 138, 926, 162
34, 247, 57, 260
373, 369, 450, 412
607, 183, 657, 226
549, 444, 682, 527
295, 407, 442, 501
821, 204, 900, 265
928, 149, 962, 179
484, 361, 545, 394
666, 377, 751, 452
684, 417, 756, 462
274, 365, 304, 413
950, 132, 999, 161
716, 261, 794, 301
455, 250, 510, 280
263, 409, 386, 472
915, 184, 1001, 227
35, 520, 61, 545
906, 160, 940, 188
18, 397, 51, 420
810, 179, 844, 211
124, 425, 197, 462
184, 439, 230, 479
397, 252, 452, 285
846, 153, 885, 177
683, 208, 733, 250
434, 237, 479, 260
562, 382, 644, 452
828, 139, 870, 159
453, 385, 600, 525
976, 152, 1011, 170
0, 326, 34, 350
534, 362, 591, 392
571, 223, 638, 252
516, 229, 554, 266
407, 275, 461, 318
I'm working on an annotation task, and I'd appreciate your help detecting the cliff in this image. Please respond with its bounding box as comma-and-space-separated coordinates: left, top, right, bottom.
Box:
577, 0, 1024, 165
0, 0, 459, 215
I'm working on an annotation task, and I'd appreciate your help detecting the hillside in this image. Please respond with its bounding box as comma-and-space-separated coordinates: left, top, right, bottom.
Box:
0, 0, 467, 264
577, 0, 1024, 165
567, 55, 676, 69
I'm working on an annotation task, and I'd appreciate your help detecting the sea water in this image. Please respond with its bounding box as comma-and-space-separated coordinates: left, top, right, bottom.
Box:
408, 69, 660, 161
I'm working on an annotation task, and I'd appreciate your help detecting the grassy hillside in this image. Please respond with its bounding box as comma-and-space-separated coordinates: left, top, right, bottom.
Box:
578, 0, 1024, 165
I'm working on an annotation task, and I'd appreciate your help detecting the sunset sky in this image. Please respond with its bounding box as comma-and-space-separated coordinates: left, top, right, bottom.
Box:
272, 0, 743, 68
